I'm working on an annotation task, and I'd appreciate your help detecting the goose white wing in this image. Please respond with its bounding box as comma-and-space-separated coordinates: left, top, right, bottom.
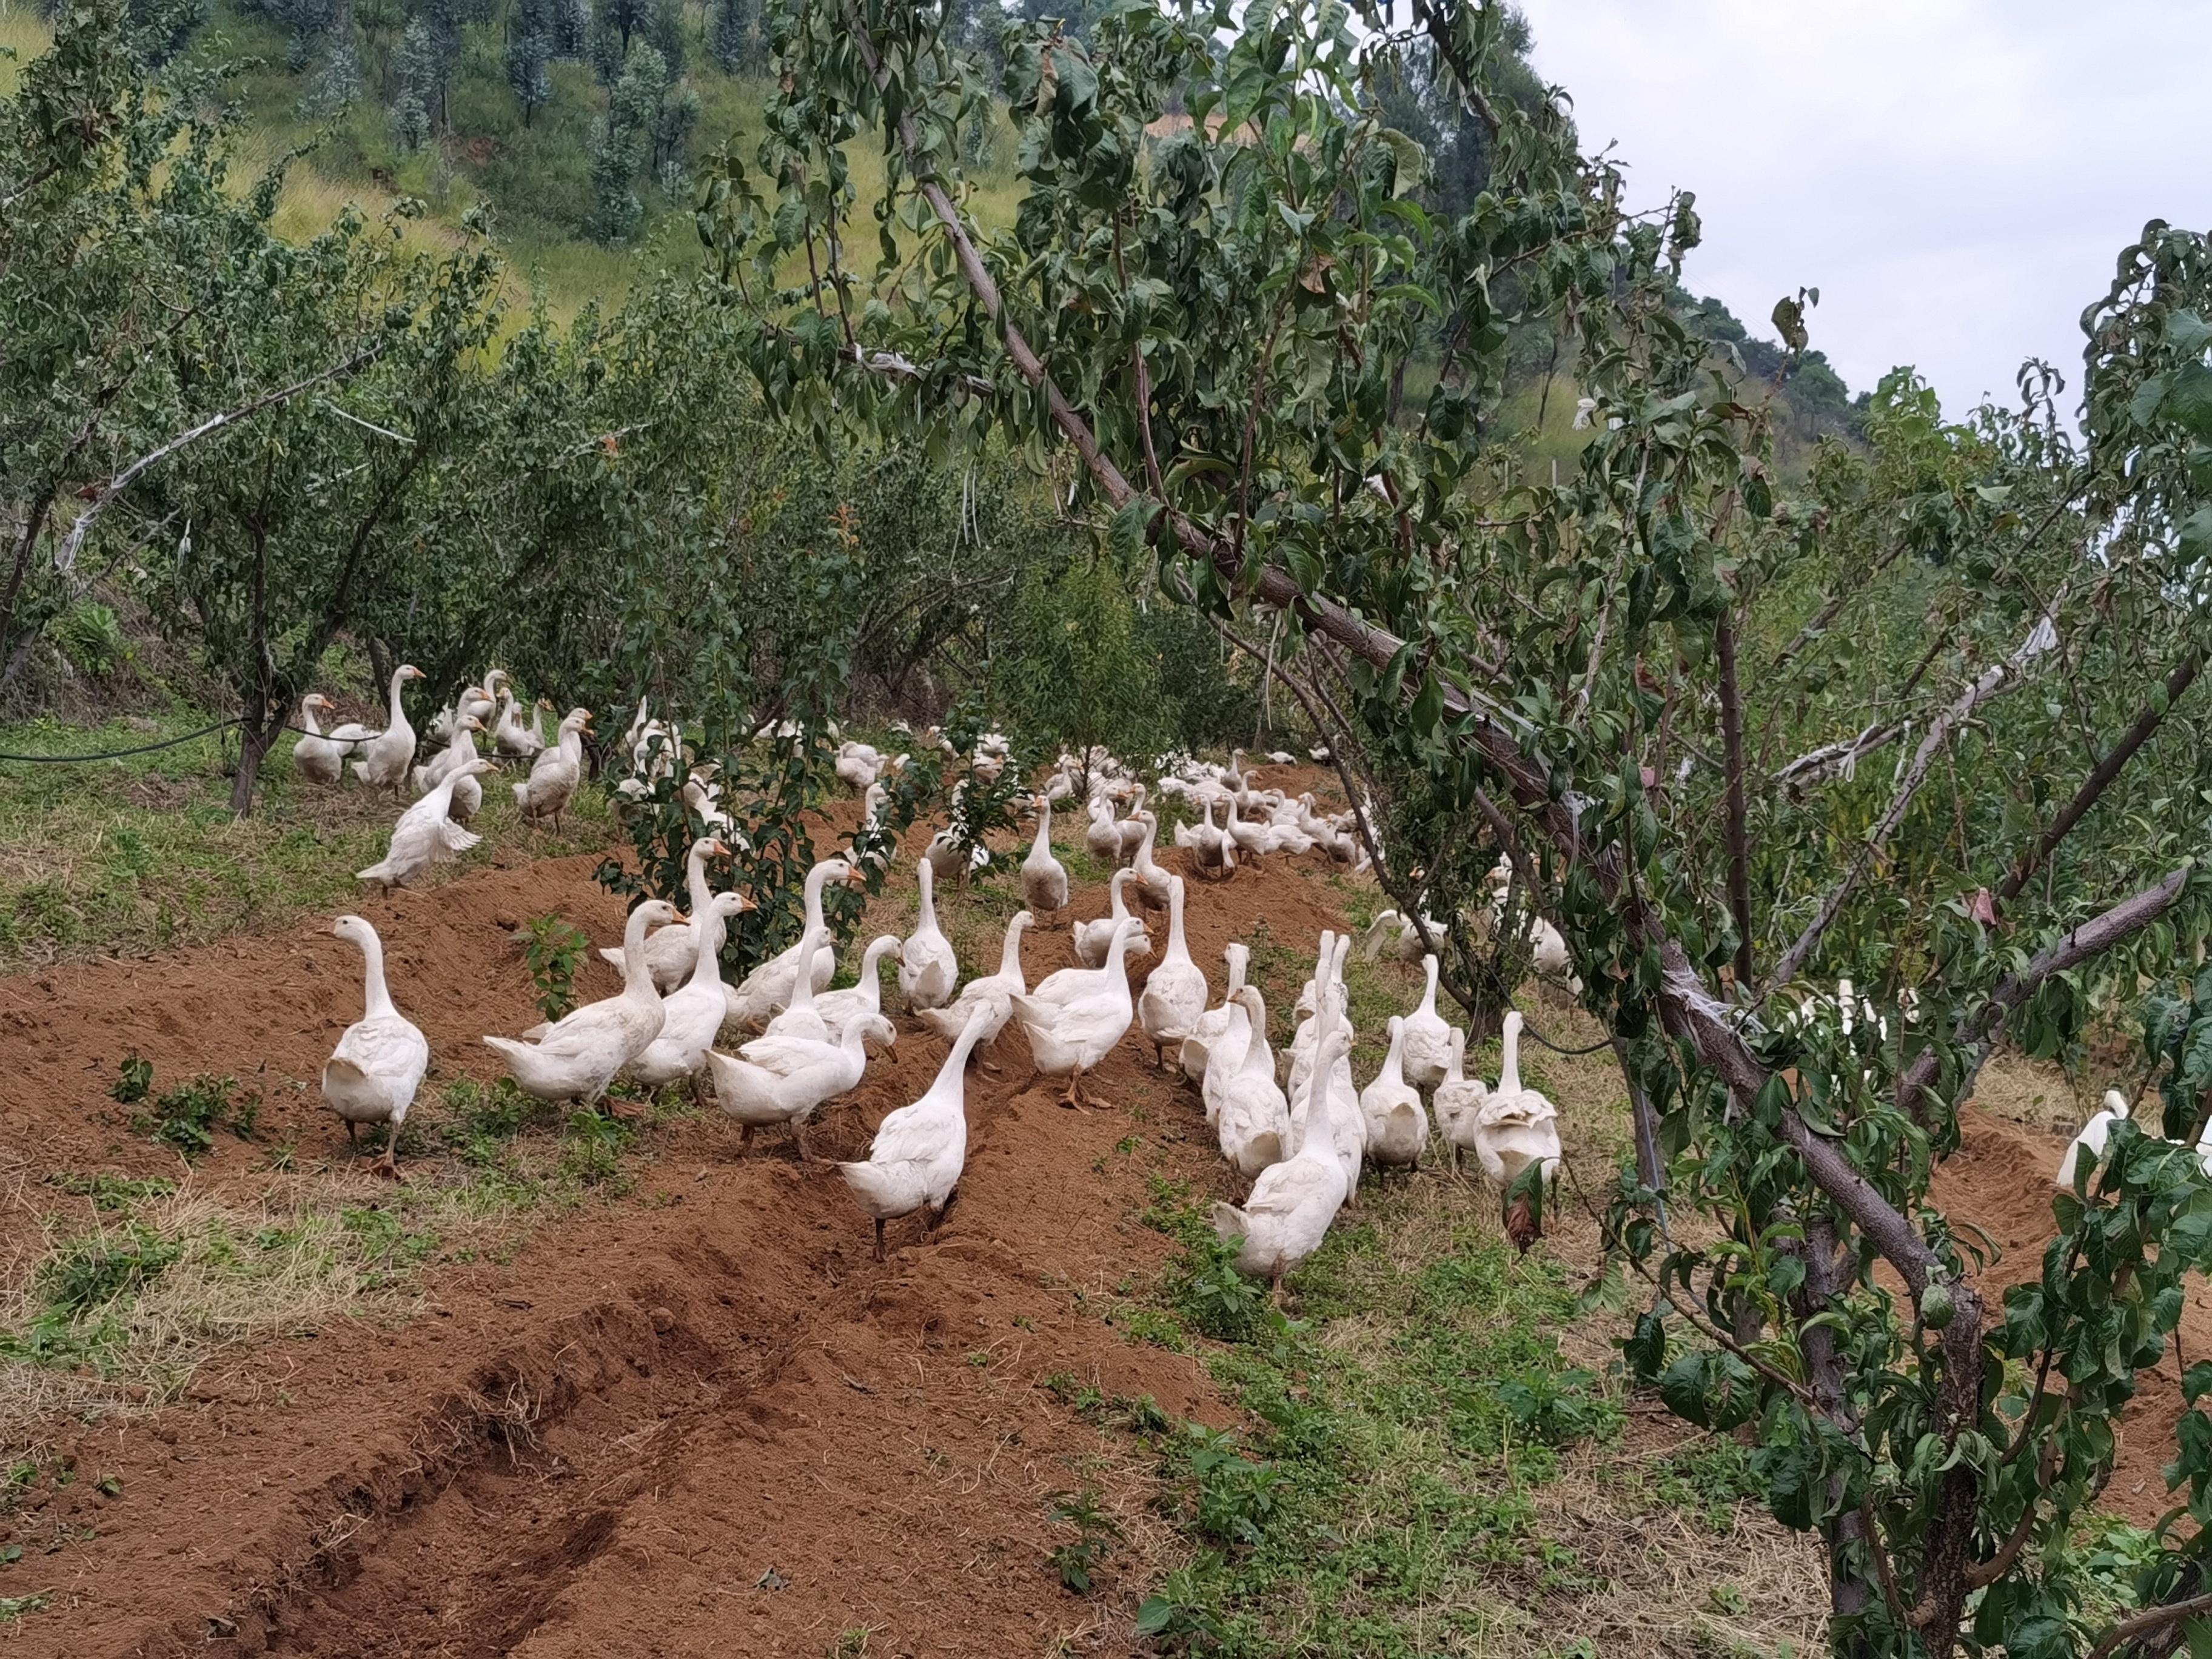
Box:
329, 1015, 429, 1096
737, 1031, 842, 1076
866, 1101, 955, 1167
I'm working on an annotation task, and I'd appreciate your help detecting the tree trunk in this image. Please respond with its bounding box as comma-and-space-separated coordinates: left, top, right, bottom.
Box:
230, 706, 273, 814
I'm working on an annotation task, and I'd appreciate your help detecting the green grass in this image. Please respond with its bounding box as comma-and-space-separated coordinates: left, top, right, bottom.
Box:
1099, 1176, 1823, 1657
0, 708, 616, 969
1, 1068, 683, 1455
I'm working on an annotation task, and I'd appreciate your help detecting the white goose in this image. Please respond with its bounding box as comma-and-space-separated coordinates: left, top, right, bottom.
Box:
1472, 1011, 1564, 1248
1084, 794, 1124, 864
814, 934, 905, 1047
356, 760, 495, 889
756, 927, 835, 1046
707, 995, 876, 1161
293, 693, 352, 786
491, 686, 542, 757
483, 899, 682, 1104
1400, 955, 1455, 1092
840, 1005, 991, 1259
352, 663, 426, 796
1073, 868, 1151, 969
321, 915, 428, 1178
1216, 985, 1289, 1178
1128, 810, 1173, 909
2058, 1090, 2133, 1188
515, 707, 591, 828
1433, 1027, 1491, 1172
1114, 783, 1151, 863
1360, 1014, 1429, 1170
625, 892, 754, 1090
1021, 797, 1070, 923
1136, 875, 1207, 1065
413, 710, 486, 818
1179, 942, 1251, 1089
1012, 916, 1141, 1108
897, 857, 959, 1011
1213, 1022, 1352, 1302
725, 858, 854, 1031
598, 836, 728, 994
919, 910, 1032, 1051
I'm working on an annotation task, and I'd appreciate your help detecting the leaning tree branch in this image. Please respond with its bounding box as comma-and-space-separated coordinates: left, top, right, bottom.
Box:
1715, 608, 1755, 989
1996, 645, 2202, 907
1766, 608, 2063, 992
2087, 1588, 2212, 1659
52, 346, 386, 576
1895, 862, 2199, 1116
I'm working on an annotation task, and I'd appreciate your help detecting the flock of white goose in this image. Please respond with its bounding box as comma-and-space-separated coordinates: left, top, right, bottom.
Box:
302, 679, 1564, 1284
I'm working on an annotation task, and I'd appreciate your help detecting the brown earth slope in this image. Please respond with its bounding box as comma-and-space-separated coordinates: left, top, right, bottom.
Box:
0, 801, 1347, 1658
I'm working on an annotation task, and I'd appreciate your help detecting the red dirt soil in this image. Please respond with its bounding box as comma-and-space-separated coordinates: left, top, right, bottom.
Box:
1929, 1102, 2212, 1527
0, 786, 1353, 1658
5, 764, 2188, 1653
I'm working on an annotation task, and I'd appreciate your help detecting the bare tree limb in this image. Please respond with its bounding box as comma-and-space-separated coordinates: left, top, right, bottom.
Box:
1996, 646, 2202, 907
1767, 609, 2063, 991
52, 346, 386, 576
1715, 609, 1755, 988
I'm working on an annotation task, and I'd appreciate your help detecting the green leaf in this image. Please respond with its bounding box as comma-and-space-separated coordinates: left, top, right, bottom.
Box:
2166, 363, 2212, 438
1107, 498, 1159, 564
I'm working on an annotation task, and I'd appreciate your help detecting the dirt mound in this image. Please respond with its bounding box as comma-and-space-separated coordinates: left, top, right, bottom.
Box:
0, 815, 1336, 1657
1931, 1091, 2212, 1525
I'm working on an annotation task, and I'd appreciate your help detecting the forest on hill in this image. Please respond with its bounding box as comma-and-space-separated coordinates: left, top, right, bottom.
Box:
8, 2, 2212, 1655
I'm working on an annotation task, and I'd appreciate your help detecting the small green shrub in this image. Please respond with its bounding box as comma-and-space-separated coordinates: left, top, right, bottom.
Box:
523, 915, 591, 1022
129, 1073, 260, 1156
1045, 1487, 1122, 1594
558, 1105, 634, 1188
38, 1224, 181, 1318
109, 1055, 152, 1104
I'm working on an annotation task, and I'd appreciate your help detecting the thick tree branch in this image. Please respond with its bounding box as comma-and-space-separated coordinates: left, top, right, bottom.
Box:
1896, 863, 2198, 1116
1996, 646, 2202, 907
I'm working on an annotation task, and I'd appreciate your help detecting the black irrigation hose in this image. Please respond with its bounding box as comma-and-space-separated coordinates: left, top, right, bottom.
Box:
0, 717, 531, 765
0, 716, 247, 763
1517, 1020, 1615, 1057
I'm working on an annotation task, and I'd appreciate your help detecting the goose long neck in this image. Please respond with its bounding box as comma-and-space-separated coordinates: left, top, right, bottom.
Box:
916, 859, 936, 928
1225, 947, 1247, 997
1238, 990, 1272, 1074
860, 937, 896, 1010
1165, 879, 1187, 959
1109, 871, 1130, 922
1446, 1027, 1466, 1084
997, 919, 1027, 980
1033, 799, 1051, 851
1500, 1014, 1523, 1094
356, 928, 395, 1018
688, 907, 727, 990
1421, 955, 1439, 1012
801, 862, 834, 932
561, 720, 585, 766
622, 907, 661, 998
1383, 1018, 1406, 1079
300, 696, 323, 737
937, 1013, 988, 1094
685, 845, 714, 916
1104, 923, 1136, 988
787, 933, 826, 1010
387, 668, 412, 725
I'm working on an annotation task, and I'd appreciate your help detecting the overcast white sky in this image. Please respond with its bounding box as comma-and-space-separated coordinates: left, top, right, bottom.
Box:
1515, 1, 2212, 419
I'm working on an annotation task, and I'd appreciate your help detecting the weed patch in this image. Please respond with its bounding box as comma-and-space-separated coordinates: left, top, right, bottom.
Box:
1107, 1172, 1816, 1655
